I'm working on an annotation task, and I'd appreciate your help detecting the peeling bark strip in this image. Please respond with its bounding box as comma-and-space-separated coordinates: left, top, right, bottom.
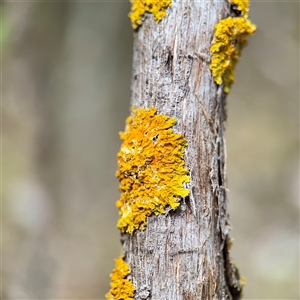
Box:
107, 0, 255, 299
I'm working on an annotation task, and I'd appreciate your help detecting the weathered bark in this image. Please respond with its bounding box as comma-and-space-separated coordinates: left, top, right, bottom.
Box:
122, 1, 242, 299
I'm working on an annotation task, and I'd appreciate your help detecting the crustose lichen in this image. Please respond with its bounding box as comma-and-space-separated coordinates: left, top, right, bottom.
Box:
116, 107, 190, 234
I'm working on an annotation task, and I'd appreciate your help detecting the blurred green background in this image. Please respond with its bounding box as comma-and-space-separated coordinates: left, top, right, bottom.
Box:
2, 1, 299, 299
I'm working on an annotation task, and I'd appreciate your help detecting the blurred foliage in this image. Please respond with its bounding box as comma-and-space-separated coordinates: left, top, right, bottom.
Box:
2, 1, 299, 299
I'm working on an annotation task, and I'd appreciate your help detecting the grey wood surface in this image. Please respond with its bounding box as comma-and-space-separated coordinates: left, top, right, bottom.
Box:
122, 1, 243, 299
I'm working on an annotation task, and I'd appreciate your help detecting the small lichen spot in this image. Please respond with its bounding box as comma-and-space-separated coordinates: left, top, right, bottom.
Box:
240, 276, 246, 297
116, 107, 190, 234
210, 0, 256, 93
231, 0, 250, 17
105, 256, 135, 300
129, 0, 172, 29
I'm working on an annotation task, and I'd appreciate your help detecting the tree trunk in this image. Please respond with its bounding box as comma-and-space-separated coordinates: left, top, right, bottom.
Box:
122, 1, 243, 299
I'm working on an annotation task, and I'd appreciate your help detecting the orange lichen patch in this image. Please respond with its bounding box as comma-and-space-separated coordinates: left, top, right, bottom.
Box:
210, 0, 256, 93
105, 256, 135, 300
116, 107, 190, 234
210, 17, 256, 93
129, 0, 172, 29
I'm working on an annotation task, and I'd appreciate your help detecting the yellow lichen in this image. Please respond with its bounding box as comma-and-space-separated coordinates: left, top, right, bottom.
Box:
239, 275, 246, 298
129, 0, 172, 29
106, 256, 135, 300
210, 0, 256, 93
240, 276, 246, 289
116, 107, 190, 234
231, 0, 249, 18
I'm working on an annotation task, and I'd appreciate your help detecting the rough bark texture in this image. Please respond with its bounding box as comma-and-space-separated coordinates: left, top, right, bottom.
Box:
122, 1, 242, 299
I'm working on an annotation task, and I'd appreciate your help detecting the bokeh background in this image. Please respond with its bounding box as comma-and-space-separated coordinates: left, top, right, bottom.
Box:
2, 1, 299, 299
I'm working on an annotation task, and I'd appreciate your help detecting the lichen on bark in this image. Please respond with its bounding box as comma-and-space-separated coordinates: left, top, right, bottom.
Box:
210, 0, 256, 93
129, 0, 172, 29
106, 256, 135, 300
106, 0, 255, 298
116, 107, 190, 234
